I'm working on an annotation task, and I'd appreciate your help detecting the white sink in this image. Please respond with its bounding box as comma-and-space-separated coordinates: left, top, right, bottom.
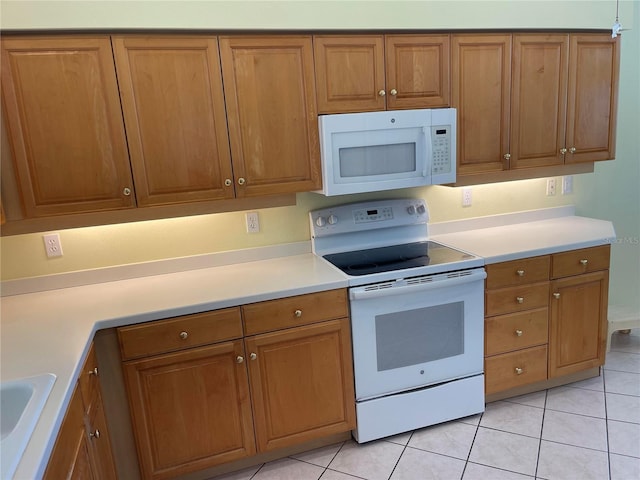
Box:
1, 373, 56, 479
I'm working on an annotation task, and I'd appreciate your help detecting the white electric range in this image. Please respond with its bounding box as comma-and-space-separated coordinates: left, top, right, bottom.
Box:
310, 198, 486, 442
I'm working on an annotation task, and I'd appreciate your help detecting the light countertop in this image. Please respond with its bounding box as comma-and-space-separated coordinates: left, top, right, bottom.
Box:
0, 206, 616, 479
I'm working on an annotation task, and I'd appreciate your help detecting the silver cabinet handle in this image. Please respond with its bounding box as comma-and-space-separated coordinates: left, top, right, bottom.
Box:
224, 179, 232, 186
89, 429, 100, 439
294, 309, 302, 318
516, 269, 525, 277
515, 367, 523, 375
569, 147, 576, 154
516, 297, 524, 304
515, 329, 523, 337
123, 187, 132, 196
236, 355, 244, 363
553, 293, 561, 299
179, 331, 188, 340
250, 353, 257, 361
88, 367, 98, 376
390, 88, 398, 96
580, 259, 588, 266
503, 153, 511, 160
378, 89, 386, 97
238, 177, 246, 185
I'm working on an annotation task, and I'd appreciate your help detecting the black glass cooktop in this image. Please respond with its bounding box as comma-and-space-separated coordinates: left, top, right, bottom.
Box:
323, 241, 474, 276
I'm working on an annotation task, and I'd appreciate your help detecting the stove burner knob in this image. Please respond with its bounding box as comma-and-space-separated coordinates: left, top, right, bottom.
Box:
328, 214, 338, 225
416, 204, 426, 215
315, 216, 327, 227
407, 205, 416, 215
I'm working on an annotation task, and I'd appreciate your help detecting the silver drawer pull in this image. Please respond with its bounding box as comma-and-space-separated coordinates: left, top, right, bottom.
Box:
250, 353, 257, 361
553, 293, 561, 299
89, 429, 100, 439
179, 331, 188, 340
236, 355, 244, 363
515, 329, 523, 337
580, 259, 588, 266
516, 297, 524, 304
515, 367, 524, 375
294, 309, 302, 318
88, 367, 98, 376
516, 269, 525, 277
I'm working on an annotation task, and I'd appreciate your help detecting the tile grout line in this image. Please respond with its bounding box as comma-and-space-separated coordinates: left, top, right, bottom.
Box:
386, 430, 414, 480
534, 388, 548, 479
604, 367, 613, 480
460, 413, 482, 480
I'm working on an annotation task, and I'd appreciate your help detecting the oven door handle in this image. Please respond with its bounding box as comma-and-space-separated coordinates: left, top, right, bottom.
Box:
350, 269, 486, 300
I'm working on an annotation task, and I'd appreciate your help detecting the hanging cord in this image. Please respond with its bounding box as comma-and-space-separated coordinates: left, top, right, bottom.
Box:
612, 0, 622, 38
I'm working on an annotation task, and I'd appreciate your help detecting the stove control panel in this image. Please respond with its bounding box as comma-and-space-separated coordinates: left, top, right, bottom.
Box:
310, 198, 429, 238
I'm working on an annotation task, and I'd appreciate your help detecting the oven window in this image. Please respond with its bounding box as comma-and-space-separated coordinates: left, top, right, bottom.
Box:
375, 302, 464, 372
339, 143, 416, 177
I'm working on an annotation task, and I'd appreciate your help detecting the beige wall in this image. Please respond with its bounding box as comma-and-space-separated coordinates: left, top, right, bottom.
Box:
1, 1, 638, 311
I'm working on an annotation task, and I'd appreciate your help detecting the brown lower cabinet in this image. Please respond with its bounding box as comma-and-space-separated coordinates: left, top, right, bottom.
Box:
484, 245, 610, 397
117, 289, 355, 480
45, 343, 117, 480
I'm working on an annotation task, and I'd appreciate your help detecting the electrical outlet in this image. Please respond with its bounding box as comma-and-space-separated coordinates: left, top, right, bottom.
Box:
43, 233, 63, 258
546, 178, 557, 196
562, 175, 573, 195
246, 212, 260, 233
462, 187, 472, 207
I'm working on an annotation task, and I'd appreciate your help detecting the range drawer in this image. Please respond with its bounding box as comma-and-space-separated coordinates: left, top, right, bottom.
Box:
485, 308, 548, 356
118, 307, 243, 360
551, 245, 610, 279
486, 255, 550, 289
243, 289, 348, 336
485, 345, 548, 395
485, 282, 549, 316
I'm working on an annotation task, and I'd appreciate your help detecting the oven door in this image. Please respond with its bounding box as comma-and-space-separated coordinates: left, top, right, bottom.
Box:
349, 268, 486, 401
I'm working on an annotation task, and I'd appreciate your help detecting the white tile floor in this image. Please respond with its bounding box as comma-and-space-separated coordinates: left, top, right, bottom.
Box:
212, 330, 640, 480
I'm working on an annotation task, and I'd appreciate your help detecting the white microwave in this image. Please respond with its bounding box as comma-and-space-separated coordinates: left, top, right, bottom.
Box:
316, 108, 456, 196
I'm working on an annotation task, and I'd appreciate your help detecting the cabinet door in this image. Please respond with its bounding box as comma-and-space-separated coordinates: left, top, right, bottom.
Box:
549, 270, 609, 378
220, 36, 321, 197
0, 36, 134, 217
452, 35, 512, 175
511, 34, 568, 169
112, 36, 235, 206
122, 341, 255, 480
44, 386, 96, 480
245, 318, 356, 452
314, 35, 385, 113
385, 35, 450, 109
86, 391, 118, 480
565, 34, 620, 163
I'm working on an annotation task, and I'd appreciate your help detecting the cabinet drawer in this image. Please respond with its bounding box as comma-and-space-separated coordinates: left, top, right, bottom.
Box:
485, 282, 549, 316
118, 307, 243, 360
551, 245, 610, 279
486, 256, 550, 289
485, 345, 548, 395
485, 308, 548, 356
243, 289, 349, 335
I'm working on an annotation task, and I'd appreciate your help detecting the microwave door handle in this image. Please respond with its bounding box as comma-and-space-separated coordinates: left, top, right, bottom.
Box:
423, 126, 432, 177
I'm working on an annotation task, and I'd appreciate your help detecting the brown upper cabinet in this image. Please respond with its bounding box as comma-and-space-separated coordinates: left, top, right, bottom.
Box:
452, 34, 512, 176
1, 34, 320, 224
314, 35, 450, 113
219, 36, 321, 197
112, 36, 235, 206
1, 36, 135, 217
452, 32, 619, 179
